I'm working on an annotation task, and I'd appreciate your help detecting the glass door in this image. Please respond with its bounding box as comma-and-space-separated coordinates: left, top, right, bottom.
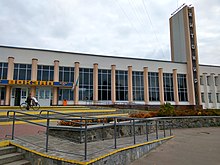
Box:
36, 87, 52, 106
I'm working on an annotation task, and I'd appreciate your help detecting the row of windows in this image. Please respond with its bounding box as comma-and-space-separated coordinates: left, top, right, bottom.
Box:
200, 76, 219, 86
56, 71, 188, 102
0, 62, 188, 102
201, 93, 220, 103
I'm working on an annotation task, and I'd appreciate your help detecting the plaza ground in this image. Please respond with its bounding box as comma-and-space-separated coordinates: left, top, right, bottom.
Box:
131, 127, 220, 165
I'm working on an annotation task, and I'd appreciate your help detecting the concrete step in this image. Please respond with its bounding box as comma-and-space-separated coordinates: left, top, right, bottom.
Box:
4, 159, 31, 165
0, 152, 24, 164
0, 146, 16, 155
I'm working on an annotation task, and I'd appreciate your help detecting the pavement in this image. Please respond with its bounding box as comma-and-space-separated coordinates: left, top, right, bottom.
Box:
4, 126, 220, 164
1, 107, 220, 164
131, 127, 220, 165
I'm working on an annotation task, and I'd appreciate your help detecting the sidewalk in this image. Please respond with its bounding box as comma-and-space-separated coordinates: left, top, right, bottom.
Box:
131, 127, 220, 165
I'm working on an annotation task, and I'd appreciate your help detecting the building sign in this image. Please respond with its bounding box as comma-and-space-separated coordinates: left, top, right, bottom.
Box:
0, 79, 8, 85
53, 82, 73, 87
8, 80, 54, 86
0, 79, 73, 87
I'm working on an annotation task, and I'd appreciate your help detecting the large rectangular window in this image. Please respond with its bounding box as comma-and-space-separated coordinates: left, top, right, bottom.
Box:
200, 76, 204, 85
132, 71, 144, 101
59, 66, 74, 82
207, 76, 211, 86
217, 93, 220, 103
177, 74, 188, 101
79, 68, 93, 101
98, 69, 111, 101
0, 63, 8, 79
58, 89, 73, 101
215, 76, 218, 86
148, 72, 159, 101
37, 65, 54, 81
208, 93, 212, 103
116, 70, 128, 101
201, 93, 205, 103
13, 63, 31, 80
163, 73, 174, 101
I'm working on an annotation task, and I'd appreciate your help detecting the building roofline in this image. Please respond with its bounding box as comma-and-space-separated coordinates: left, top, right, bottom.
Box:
199, 64, 220, 68
0, 45, 186, 65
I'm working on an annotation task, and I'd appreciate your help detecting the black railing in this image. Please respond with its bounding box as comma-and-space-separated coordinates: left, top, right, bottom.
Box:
7, 110, 173, 160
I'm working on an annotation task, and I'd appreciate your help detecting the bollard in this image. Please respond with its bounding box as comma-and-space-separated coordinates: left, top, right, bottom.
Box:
133, 119, 136, 144
169, 120, 172, 136
45, 112, 50, 152
163, 121, 166, 137
84, 119, 88, 160
155, 120, 158, 139
12, 112, 15, 140
146, 121, 149, 141
114, 117, 117, 149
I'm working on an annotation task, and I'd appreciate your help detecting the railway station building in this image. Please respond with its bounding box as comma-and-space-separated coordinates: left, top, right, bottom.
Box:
0, 5, 219, 109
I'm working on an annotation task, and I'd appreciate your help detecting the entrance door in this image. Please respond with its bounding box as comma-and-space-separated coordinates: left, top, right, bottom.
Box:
36, 87, 52, 106
0, 87, 6, 105
14, 88, 21, 106
11, 87, 29, 106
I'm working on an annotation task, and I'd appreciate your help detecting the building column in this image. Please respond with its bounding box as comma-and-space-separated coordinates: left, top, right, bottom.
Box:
30, 58, 38, 97
52, 60, 59, 106
5, 57, 14, 105
158, 68, 164, 105
111, 65, 116, 104
74, 62, 80, 105
93, 63, 98, 104
203, 73, 209, 108
173, 69, 179, 105
143, 67, 149, 104
210, 73, 217, 108
128, 66, 133, 103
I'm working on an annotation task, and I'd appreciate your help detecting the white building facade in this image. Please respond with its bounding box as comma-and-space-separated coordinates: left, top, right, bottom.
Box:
0, 5, 219, 108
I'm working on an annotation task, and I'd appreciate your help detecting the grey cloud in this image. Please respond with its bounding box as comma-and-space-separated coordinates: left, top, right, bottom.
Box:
0, 0, 219, 66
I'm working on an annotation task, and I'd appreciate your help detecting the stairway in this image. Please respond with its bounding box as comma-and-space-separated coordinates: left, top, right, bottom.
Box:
0, 146, 30, 165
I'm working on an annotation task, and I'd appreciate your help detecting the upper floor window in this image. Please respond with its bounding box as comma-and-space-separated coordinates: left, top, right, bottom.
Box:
0, 63, 8, 79
207, 76, 211, 86
37, 65, 54, 81
200, 76, 204, 85
215, 76, 218, 86
59, 66, 74, 82
14, 63, 31, 80
217, 93, 220, 103
208, 93, 212, 103
201, 93, 205, 103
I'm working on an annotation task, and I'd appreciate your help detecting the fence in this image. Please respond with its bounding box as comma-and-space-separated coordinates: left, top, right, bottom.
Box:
7, 110, 173, 160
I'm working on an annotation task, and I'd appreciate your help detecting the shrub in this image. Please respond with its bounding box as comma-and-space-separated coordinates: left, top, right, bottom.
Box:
129, 111, 159, 118
158, 102, 174, 117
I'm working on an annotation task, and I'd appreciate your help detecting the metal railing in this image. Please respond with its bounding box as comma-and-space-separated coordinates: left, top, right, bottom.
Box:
7, 110, 173, 160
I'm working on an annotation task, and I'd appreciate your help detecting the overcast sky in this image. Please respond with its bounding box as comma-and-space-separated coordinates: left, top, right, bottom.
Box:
0, 0, 220, 66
